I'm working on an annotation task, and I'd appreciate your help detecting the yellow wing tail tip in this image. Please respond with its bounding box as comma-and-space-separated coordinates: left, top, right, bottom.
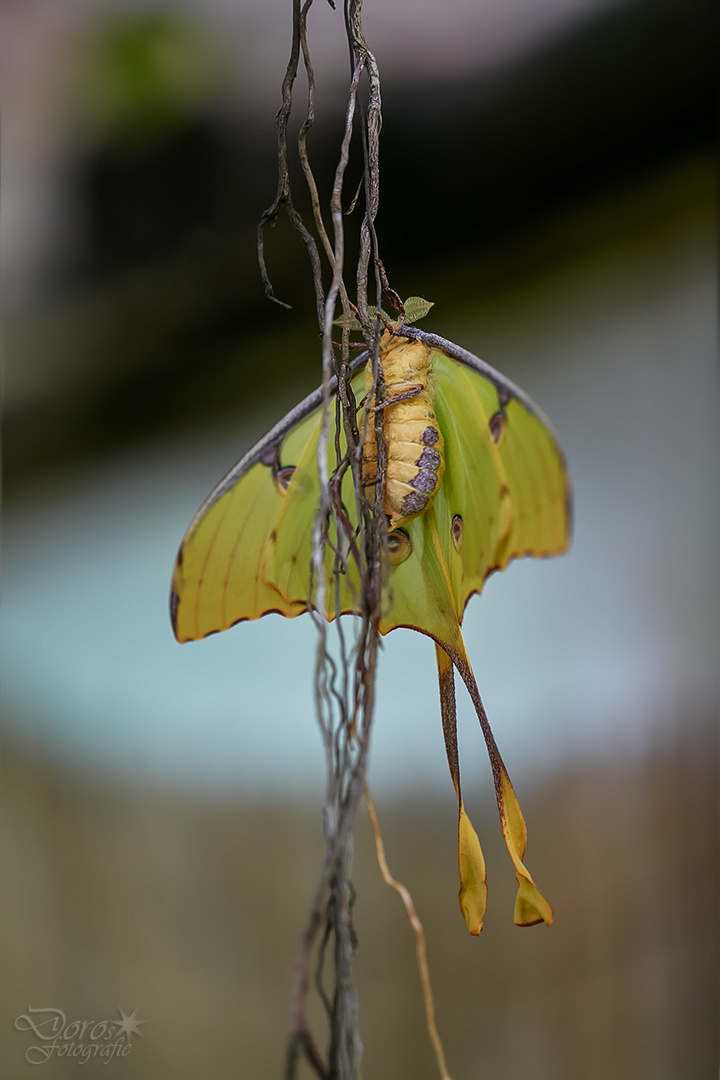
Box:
515, 914, 549, 928
513, 875, 554, 927
461, 903, 484, 936
459, 876, 486, 935
458, 805, 488, 935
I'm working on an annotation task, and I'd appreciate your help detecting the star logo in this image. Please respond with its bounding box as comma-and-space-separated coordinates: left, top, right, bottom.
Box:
116, 1006, 147, 1042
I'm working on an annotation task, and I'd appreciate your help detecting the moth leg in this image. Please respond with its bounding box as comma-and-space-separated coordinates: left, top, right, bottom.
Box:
369, 385, 423, 411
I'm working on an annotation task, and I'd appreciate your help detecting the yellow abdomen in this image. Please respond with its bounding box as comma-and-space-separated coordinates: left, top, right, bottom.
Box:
362, 332, 444, 528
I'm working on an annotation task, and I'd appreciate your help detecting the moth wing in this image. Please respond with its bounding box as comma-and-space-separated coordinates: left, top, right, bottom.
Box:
380, 337, 570, 640
171, 404, 322, 643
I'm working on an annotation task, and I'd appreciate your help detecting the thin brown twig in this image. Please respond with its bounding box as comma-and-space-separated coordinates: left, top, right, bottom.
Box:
297, 0, 354, 330
257, 0, 326, 327
364, 788, 453, 1080
346, 3, 382, 331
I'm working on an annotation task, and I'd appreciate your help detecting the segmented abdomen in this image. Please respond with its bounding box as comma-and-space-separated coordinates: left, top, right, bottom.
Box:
362, 333, 444, 528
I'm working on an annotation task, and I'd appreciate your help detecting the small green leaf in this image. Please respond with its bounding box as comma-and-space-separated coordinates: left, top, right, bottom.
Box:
402, 297, 434, 325
332, 298, 433, 331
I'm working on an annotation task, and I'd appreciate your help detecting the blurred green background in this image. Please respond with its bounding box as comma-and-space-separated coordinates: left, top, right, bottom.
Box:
1, 1, 717, 1077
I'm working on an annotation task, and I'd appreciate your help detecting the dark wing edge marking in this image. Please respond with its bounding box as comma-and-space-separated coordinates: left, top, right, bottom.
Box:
398, 325, 573, 543
178, 353, 370, 543
394, 325, 557, 436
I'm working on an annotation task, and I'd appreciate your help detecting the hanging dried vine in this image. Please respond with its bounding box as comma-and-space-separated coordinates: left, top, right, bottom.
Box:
257, 2, 388, 1077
